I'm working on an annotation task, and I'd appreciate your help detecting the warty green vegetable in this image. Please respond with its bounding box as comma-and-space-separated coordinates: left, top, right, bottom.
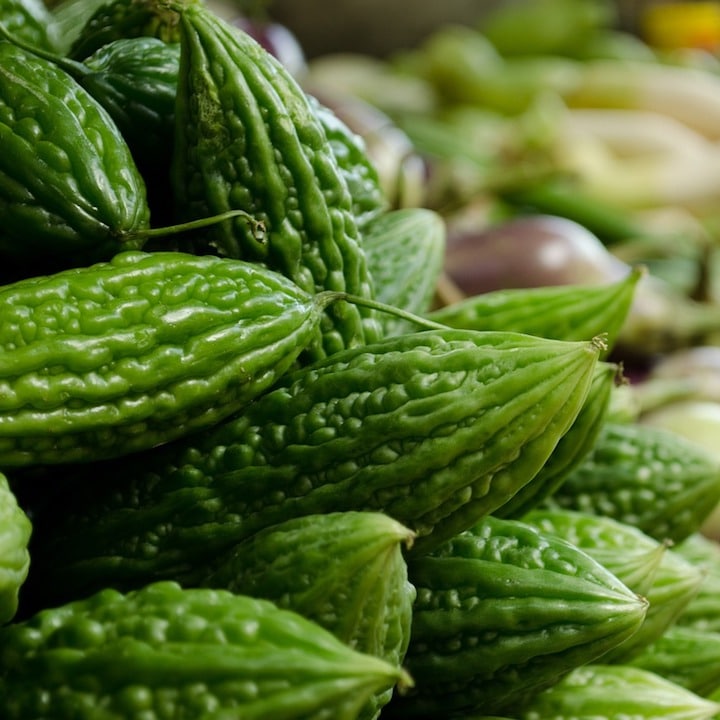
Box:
67, 0, 191, 60
0, 40, 150, 271
543, 421, 720, 544
428, 266, 642, 353
523, 511, 705, 665
0, 25, 181, 226
0, 250, 339, 467
384, 514, 648, 718
495, 359, 619, 518
523, 508, 669, 598
25, 328, 601, 605
600, 542, 704, 663
78, 36, 180, 225
171, 2, 382, 360
0, 472, 30, 624
519, 664, 720, 720
629, 625, 720, 698
66, 36, 180, 162
674, 532, 720, 632
0, 0, 58, 51
310, 95, 388, 233
12, 23, 384, 235
202, 511, 416, 720
363, 207, 447, 337
0, 580, 409, 720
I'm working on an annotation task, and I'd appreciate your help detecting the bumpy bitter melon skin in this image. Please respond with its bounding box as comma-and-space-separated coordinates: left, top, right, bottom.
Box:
384, 515, 648, 718
172, 2, 382, 360
363, 207, 446, 338
0, 472, 30, 625
25, 329, 601, 606
0, 40, 150, 271
543, 421, 720, 544
494, 360, 619, 518
524, 508, 705, 663
600, 541, 704, 663
310, 96, 388, 233
0, 250, 334, 466
202, 511, 416, 720
519, 664, 720, 720
629, 625, 720, 698
77, 35, 181, 225
68, 0, 192, 60
0, 0, 59, 52
675, 533, 720, 632
81, 37, 180, 168
0, 581, 408, 720
523, 508, 669, 597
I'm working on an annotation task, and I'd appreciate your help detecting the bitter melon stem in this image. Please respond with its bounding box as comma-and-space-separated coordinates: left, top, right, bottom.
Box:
122, 210, 266, 244
319, 292, 450, 332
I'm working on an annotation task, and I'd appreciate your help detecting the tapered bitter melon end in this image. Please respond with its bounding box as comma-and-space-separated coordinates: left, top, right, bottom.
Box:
591, 333, 609, 355
403, 531, 416, 552
378, 514, 417, 549
395, 667, 415, 694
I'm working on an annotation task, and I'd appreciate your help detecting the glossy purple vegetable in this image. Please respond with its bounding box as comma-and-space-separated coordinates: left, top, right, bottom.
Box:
443, 213, 629, 295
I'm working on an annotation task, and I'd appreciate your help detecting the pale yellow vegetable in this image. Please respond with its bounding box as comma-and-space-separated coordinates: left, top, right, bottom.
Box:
565, 59, 720, 141
556, 107, 720, 209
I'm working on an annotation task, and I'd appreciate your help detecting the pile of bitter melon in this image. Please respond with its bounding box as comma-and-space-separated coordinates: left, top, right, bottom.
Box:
1, 0, 720, 718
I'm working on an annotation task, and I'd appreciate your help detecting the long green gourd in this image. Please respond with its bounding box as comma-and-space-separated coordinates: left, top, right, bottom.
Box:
543, 421, 720, 544
86, 40, 385, 234
427, 267, 643, 353
629, 625, 720, 698
202, 511, 416, 720
25, 328, 601, 605
0, 250, 340, 466
0, 473, 30, 625
171, 2, 382, 360
80, 36, 179, 156
674, 533, 720, 632
518, 665, 720, 720
79, 36, 180, 224
384, 514, 648, 718
0, 40, 150, 271
0, 581, 409, 720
